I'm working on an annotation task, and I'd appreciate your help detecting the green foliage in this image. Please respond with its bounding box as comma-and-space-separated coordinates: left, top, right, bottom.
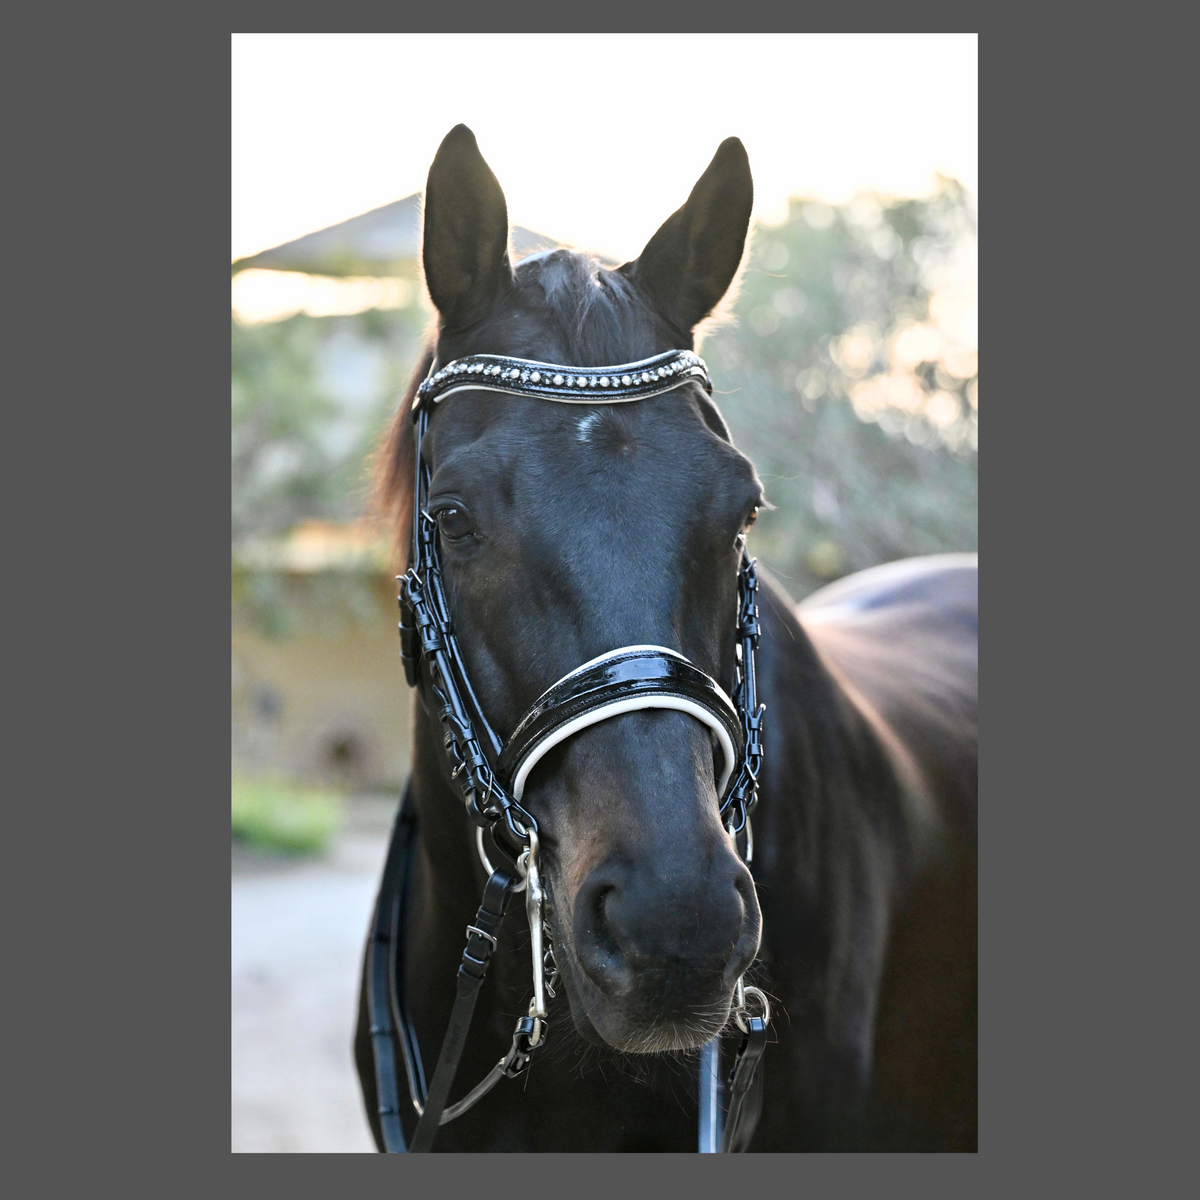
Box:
709, 177, 977, 597
232, 302, 427, 636
232, 305, 428, 542
231, 776, 344, 854
231, 565, 391, 641
232, 315, 340, 540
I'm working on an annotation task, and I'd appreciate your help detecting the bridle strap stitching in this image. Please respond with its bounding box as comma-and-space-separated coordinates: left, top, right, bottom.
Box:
511, 695, 738, 803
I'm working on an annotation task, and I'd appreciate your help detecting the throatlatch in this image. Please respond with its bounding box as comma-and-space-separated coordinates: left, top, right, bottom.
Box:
368, 350, 768, 1152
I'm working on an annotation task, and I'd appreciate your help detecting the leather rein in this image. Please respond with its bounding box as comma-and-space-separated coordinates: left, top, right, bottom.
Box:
365, 348, 769, 1152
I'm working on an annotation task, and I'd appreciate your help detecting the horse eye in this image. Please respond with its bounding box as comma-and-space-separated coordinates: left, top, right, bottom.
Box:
743, 506, 759, 532
435, 507, 475, 542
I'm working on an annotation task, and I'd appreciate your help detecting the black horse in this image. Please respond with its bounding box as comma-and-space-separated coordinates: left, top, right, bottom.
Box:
355, 125, 977, 1152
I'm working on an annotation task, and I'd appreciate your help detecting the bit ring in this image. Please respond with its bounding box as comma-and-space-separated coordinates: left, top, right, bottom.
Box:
733, 985, 771, 1034
476, 825, 527, 892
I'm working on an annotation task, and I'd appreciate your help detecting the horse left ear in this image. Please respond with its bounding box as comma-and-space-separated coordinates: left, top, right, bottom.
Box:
422, 124, 512, 330
621, 137, 753, 337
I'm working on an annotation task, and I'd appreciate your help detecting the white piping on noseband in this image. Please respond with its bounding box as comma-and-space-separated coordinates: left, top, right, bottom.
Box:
513, 697, 737, 803
509, 645, 739, 803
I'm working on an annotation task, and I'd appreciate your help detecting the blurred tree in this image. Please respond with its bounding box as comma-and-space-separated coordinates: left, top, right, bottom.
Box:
709, 176, 977, 597
232, 314, 340, 541
232, 305, 427, 542
232, 302, 428, 636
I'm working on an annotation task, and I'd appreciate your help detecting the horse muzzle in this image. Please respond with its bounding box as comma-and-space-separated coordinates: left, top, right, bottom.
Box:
548, 834, 761, 1053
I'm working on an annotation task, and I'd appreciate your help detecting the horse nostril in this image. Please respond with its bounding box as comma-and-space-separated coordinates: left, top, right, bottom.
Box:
727, 866, 761, 979
573, 875, 635, 994
592, 884, 611, 937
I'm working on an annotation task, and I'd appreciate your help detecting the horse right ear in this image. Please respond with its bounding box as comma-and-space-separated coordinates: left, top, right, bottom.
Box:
422, 125, 512, 330
621, 137, 753, 338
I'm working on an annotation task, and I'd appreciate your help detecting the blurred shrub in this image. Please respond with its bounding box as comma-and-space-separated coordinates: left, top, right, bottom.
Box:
231, 564, 391, 641
708, 176, 977, 597
232, 302, 428, 635
231, 776, 344, 854
232, 315, 341, 542
232, 305, 428, 542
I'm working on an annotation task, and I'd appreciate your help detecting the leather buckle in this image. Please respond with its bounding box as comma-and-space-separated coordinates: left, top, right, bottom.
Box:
465, 923, 497, 949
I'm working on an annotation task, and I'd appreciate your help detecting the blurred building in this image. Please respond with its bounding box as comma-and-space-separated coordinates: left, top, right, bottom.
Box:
232, 193, 559, 277
232, 521, 411, 793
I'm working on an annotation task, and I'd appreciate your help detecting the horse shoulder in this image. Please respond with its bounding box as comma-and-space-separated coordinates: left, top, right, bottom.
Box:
796, 554, 978, 1149
796, 554, 978, 842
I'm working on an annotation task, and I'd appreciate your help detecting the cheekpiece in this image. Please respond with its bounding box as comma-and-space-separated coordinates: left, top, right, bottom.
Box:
414, 348, 711, 414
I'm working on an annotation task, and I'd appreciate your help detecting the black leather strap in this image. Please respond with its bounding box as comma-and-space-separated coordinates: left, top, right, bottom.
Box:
399, 405, 536, 851
386, 808, 427, 1115
409, 867, 518, 1152
719, 1015, 768, 1153
365, 786, 419, 1152
367, 787, 535, 1153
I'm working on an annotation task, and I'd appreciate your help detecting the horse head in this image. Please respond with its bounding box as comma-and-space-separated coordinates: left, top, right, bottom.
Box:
388, 125, 764, 1055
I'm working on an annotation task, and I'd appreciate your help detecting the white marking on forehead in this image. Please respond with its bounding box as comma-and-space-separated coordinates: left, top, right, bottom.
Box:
576, 411, 603, 443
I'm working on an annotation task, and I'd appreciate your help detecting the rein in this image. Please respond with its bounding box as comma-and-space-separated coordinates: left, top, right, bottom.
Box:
365, 349, 769, 1152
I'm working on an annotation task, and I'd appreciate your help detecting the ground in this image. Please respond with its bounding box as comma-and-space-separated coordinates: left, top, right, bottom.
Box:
231, 795, 394, 1153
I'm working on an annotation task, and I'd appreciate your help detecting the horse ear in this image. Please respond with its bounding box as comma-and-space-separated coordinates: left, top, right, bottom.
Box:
622, 137, 753, 337
422, 125, 512, 329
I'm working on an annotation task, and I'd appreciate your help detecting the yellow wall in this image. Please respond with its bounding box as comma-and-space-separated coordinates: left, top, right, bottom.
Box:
232, 577, 412, 792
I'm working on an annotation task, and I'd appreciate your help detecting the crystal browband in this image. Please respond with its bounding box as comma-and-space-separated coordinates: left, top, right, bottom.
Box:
414, 349, 712, 413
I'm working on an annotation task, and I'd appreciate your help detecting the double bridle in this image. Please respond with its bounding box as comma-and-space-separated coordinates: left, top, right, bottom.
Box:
365, 348, 769, 1153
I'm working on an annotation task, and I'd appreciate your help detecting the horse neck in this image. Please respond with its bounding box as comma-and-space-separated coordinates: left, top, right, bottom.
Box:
753, 573, 921, 896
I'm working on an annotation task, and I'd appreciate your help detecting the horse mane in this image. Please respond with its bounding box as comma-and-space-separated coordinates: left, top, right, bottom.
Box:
513, 248, 675, 364
370, 341, 432, 569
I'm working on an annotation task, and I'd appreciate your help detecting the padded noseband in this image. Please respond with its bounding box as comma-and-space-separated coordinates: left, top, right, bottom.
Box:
498, 646, 742, 803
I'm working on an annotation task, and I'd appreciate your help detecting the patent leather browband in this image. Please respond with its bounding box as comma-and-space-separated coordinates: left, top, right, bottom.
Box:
414, 348, 712, 412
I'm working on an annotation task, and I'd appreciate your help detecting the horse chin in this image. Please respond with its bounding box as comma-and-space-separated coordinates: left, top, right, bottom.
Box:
552, 934, 734, 1055
611, 1016, 732, 1056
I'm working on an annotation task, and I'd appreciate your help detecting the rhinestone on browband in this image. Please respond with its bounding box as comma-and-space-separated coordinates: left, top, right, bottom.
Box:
414, 348, 712, 413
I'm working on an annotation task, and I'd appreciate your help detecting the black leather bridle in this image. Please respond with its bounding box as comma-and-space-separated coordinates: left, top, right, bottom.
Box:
365, 349, 769, 1153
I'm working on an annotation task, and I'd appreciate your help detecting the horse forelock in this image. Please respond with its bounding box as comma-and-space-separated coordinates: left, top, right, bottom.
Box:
512, 247, 677, 365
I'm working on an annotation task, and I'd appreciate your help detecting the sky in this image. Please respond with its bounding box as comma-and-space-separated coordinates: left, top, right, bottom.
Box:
232, 33, 977, 267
